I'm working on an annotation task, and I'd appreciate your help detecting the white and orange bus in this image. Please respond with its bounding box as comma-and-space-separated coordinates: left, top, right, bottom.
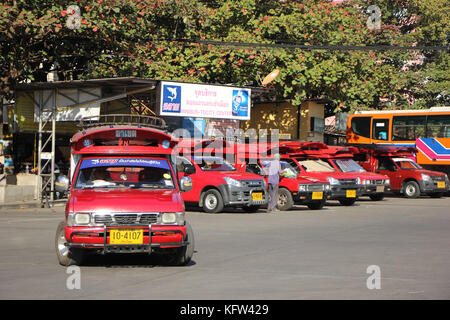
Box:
346, 107, 450, 175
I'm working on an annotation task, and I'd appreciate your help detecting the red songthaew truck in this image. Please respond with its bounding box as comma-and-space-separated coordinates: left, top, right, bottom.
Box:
353, 145, 449, 198
56, 115, 195, 266
174, 139, 268, 213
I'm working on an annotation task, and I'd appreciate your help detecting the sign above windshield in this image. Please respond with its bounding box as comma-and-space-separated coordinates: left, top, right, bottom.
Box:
80, 158, 170, 170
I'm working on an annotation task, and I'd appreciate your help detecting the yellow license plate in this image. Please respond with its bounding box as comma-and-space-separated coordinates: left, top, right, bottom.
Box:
376, 186, 385, 193
437, 181, 445, 188
252, 192, 263, 201
346, 190, 356, 198
110, 229, 143, 245
312, 191, 323, 200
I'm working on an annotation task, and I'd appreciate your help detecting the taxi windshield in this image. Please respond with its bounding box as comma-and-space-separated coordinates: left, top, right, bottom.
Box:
393, 158, 422, 170
261, 160, 299, 177
332, 159, 366, 173
74, 158, 175, 190
295, 158, 336, 172
193, 156, 236, 171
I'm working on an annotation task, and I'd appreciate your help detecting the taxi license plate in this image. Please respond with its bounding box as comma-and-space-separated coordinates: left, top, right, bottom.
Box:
437, 181, 445, 188
110, 229, 143, 245
312, 191, 323, 200
376, 186, 385, 193
252, 192, 263, 201
346, 190, 356, 198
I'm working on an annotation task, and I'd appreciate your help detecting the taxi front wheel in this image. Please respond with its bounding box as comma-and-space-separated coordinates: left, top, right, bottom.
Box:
55, 221, 85, 266
202, 189, 224, 213
403, 181, 420, 198
162, 222, 195, 266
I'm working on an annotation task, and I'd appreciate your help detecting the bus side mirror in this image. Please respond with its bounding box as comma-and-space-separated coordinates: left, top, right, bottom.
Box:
180, 177, 193, 192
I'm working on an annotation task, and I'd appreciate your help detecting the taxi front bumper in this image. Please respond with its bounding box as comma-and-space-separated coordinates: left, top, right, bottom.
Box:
64, 225, 188, 254
293, 190, 332, 204
329, 186, 362, 200
360, 184, 391, 196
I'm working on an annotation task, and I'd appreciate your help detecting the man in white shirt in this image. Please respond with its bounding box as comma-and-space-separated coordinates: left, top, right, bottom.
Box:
266, 153, 282, 212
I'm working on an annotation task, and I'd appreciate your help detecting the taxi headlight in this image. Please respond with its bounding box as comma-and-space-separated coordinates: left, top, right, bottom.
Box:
324, 183, 331, 190
299, 184, 307, 192
327, 177, 339, 185
385, 179, 390, 186
74, 213, 91, 225
224, 177, 242, 188
161, 212, 184, 225
356, 177, 361, 185
421, 174, 432, 182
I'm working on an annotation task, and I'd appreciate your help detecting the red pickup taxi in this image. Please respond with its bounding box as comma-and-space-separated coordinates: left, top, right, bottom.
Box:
271, 142, 362, 206
174, 139, 268, 213
303, 145, 391, 201
235, 149, 331, 210
354, 146, 449, 198
55, 116, 194, 266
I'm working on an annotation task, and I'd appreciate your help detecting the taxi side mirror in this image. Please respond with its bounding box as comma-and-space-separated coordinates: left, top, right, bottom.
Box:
183, 164, 196, 174
180, 176, 193, 192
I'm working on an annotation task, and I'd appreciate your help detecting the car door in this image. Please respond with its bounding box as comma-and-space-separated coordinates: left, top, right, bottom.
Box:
375, 157, 401, 190
175, 156, 200, 202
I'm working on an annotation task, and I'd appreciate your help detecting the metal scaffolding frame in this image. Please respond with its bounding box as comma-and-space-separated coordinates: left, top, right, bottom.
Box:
35, 89, 56, 204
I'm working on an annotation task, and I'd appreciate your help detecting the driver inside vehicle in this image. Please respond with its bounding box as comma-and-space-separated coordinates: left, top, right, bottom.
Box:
140, 167, 166, 183
91, 167, 112, 182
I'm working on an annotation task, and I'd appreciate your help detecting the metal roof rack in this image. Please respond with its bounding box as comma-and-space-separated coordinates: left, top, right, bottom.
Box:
78, 114, 167, 130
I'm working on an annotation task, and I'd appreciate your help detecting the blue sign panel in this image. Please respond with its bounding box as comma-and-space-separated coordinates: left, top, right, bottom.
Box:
161, 84, 181, 113
231, 89, 249, 118
80, 158, 170, 170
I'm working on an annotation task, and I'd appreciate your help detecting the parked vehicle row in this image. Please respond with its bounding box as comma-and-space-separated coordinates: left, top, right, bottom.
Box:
55, 115, 449, 267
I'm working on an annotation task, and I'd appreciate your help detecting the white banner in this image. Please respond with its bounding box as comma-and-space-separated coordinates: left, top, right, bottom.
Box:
34, 88, 101, 122
158, 81, 251, 120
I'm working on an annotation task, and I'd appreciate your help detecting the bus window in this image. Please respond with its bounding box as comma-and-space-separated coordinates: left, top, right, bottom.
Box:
427, 115, 450, 138
392, 115, 426, 141
372, 119, 389, 141
350, 116, 371, 138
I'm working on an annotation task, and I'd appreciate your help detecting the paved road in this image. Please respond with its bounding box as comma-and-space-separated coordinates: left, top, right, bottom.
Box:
0, 197, 449, 300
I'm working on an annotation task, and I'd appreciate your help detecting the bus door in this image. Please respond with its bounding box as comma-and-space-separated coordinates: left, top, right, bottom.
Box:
372, 118, 390, 141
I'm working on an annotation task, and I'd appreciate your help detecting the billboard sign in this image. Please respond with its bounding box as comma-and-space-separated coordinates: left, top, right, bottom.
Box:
158, 81, 251, 120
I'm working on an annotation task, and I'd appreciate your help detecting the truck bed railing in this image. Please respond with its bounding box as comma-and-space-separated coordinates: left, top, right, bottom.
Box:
78, 114, 167, 130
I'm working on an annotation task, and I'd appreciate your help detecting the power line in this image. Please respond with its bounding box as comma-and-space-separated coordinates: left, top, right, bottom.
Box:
173, 38, 449, 51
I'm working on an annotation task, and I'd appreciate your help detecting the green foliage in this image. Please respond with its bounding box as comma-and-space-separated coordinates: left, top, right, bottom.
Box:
0, 0, 448, 110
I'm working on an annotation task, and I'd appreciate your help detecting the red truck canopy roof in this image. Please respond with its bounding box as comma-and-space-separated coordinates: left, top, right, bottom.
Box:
269, 141, 355, 159
71, 125, 176, 155
356, 145, 417, 157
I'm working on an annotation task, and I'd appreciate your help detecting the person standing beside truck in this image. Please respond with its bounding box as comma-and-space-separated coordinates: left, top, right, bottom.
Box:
267, 153, 282, 213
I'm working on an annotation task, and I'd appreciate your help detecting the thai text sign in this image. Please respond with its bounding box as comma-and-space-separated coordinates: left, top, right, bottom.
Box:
159, 81, 251, 120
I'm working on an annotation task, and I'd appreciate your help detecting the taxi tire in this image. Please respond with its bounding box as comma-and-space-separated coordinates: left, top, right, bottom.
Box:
242, 205, 261, 213
166, 222, 195, 266
403, 181, 420, 198
369, 194, 384, 201
55, 221, 85, 266
429, 192, 443, 198
338, 198, 356, 206
202, 189, 224, 213
277, 188, 293, 211
307, 201, 325, 210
